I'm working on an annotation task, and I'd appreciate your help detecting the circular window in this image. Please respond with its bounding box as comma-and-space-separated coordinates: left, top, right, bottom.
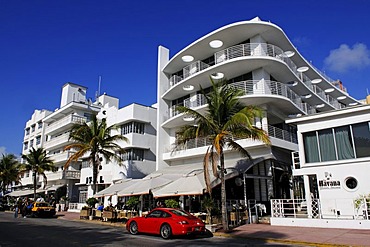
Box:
345, 177, 358, 190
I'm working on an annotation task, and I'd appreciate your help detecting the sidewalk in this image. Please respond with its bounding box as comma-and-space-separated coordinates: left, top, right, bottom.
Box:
57, 211, 370, 246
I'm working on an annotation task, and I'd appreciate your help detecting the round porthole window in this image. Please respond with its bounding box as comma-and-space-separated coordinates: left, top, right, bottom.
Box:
345, 177, 358, 190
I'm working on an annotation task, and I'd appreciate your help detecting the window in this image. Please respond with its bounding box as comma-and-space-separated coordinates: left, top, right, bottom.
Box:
303, 121, 370, 163
121, 148, 144, 161
25, 128, 30, 135
36, 136, 41, 145
25, 171, 30, 178
29, 139, 34, 147
318, 129, 336, 161
334, 126, 354, 160
38, 121, 43, 129
121, 122, 145, 135
24, 142, 28, 150
345, 177, 358, 190
303, 132, 320, 163
84, 113, 93, 122
352, 122, 370, 158
31, 124, 36, 132
79, 191, 88, 203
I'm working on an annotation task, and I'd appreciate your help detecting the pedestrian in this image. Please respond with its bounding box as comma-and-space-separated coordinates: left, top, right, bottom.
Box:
14, 205, 18, 218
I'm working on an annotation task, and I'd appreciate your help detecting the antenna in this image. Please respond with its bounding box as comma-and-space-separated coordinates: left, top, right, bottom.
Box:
96, 75, 102, 100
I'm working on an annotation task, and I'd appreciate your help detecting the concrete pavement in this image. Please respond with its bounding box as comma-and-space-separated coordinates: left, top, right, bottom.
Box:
56, 211, 370, 246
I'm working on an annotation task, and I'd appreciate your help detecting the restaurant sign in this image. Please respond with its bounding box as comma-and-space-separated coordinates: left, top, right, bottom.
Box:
318, 179, 341, 189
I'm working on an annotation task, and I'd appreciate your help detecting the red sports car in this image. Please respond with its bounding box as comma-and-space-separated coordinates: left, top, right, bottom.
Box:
126, 208, 205, 239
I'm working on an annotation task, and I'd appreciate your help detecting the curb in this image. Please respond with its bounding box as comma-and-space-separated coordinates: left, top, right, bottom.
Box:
213, 231, 355, 247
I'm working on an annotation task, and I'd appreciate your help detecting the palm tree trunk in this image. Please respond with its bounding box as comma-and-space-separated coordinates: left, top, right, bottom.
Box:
33, 170, 37, 201
220, 150, 229, 231
92, 153, 98, 195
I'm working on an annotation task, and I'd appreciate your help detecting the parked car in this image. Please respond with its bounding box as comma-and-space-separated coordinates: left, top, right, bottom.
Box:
30, 202, 56, 218
126, 208, 205, 239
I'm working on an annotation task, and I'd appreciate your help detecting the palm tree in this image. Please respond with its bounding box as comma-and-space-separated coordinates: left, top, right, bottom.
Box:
0, 154, 22, 195
175, 78, 271, 231
64, 114, 128, 194
21, 147, 56, 200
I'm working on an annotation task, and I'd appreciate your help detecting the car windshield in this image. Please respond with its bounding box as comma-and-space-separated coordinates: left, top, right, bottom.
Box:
37, 203, 50, 207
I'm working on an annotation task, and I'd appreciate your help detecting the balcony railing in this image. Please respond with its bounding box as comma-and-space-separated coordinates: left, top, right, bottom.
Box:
63, 170, 81, 180
171, 124, 297, 151
168, 80, 312, 120
49, 151, 75, 163
44, 133, 70, 149
168, 42, 345, 108
45, 114, 86, 134
170, 94, 208, 118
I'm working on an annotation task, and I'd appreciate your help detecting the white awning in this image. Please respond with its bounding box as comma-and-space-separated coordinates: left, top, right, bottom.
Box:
152, 170, 206, 198
6, 188, 44, 197
43, 184, 66, 192
93, 179, 133, 198
117, 174, 174, 197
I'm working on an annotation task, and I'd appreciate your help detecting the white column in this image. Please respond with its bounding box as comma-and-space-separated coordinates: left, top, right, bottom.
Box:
303, 175, 313, 218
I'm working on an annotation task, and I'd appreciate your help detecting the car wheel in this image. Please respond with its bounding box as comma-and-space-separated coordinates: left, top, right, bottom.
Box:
160, 224, 172, 239
129, 221, 138, 235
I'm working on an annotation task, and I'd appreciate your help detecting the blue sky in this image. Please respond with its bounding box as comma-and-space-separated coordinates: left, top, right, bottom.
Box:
1, 0, 370, 156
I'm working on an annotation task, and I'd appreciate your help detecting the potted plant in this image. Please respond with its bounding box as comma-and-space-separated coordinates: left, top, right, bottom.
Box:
202, 196, 214, 224
164, 199, 179, 208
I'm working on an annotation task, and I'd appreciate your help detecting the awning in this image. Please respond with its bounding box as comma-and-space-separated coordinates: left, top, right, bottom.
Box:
117, 174, 174, 197
152, 169, 206, 198
42, 184, 65, 192
6, 188, 44, 197
94, 179, 133, 198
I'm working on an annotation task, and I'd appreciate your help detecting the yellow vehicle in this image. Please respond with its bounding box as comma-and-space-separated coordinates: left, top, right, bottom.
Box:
31, 202, 56, 218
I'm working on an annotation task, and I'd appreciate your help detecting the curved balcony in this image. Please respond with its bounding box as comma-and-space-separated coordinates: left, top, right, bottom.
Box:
168, 80, 310, 120
167, 43, 344, 110
45, 114, 87, 135
168, 124, 297, 153
44, 133, 70, 150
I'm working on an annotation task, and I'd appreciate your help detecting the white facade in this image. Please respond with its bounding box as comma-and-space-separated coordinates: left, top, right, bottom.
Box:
286, 105, 370, 222
156, 17, 360, 203
20, 82, 157, 207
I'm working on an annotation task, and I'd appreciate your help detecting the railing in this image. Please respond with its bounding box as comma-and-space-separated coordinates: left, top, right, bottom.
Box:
183, 60, 210, 79
170, 94, 208, 118
268, 125, 298, 143
271, 198, 370, 220
44, 133, 70, 149
172, 124, 297, 151
168, 42, 345, 109
168, 80, 312, 119
45, 114, 87, 134
49, 151, 75, 163
63, 170, 81, 180
271, 199, 320, 218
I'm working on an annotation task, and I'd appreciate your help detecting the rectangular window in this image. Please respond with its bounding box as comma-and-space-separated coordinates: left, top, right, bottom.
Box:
31, 124, 36, 132
79, 191, 88, 203
38, 121, 43, 129
36, 136, 41, 145
24, 142, 28, 150
26, 128, 30, 135
303, 131, 320, 163
334, 126, 354, 160
30, 139, 34, 147
121, 148, 144, 161
318, 129, 336, 162
84, 113, 92, 122
121, 122, 145, 135
352, 122, 370, 158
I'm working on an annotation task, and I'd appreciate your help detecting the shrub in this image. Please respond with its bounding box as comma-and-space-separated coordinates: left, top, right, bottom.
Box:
86, 197, 98, 208
126, 196, 139, 210
165, 199, 179, 208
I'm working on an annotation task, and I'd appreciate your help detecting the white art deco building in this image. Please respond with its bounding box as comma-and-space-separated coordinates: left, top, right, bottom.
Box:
19, 82, 157, 207
156, 17, 360, 206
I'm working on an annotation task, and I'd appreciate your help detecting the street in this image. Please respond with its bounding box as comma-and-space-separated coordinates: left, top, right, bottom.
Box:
0, 212, 300, 246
